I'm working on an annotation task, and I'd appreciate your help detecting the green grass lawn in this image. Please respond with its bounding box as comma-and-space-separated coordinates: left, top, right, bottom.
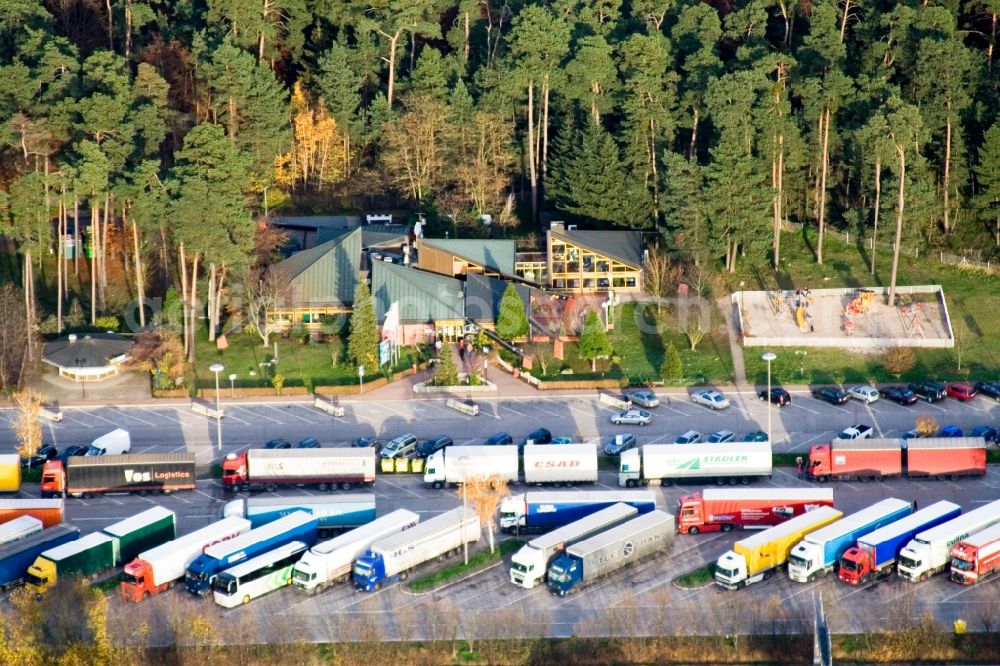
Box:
673, 563, 715, 588
405, 538, 523, 593
731, 229, 1000, 385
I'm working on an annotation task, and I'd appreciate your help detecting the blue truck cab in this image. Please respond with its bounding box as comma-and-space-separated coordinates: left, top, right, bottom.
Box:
545, 552, 580, 596
351, 549, 387, 591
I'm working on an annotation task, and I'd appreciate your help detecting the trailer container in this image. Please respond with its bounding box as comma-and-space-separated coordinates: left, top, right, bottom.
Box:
103, 507, 177, 565
619, 443, 772, 487
907, 438, 986, 478
221, 494, 376, 534
292, 509, 419, 594
510, 503, 638, 589
423, 446, 519, 489
677, 488, 834, 534
0, 524, 79, 589
353, 507, 480, 592
805, 438, 986, 482
499, 490, 657, 533
547, 510, 675, 595
0, 454, 20, 492
222, 448, 376, 492
26, 532, 116, 592
522, 445, 598, 485
898, 499, 1000, 582
0, 516, 43, 546
41, 454, 196, 498
949, 522, 1000, 585
787, 498, 912, 582
121, 516, 252, 602
715, 507, 842, 589
839, 501, 961, 585
0, 499, 65, 528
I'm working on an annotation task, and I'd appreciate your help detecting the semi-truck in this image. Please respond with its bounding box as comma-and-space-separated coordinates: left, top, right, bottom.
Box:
619, 443, 772, 487
898, 499, 1000, 582
0, 454, 20, 492
221, 494, 376, 534
839, 501, 961, 585
715, 507, 843, 590
0, 516, 43, 546
25, 507, 177, 593
41, 454, 197, 498
423, 446, 520, 489
222, 448, 376, 492
0, 499, 64, 528
120, 516, 252, 602
510, 503, 638, 589
949, 522, 1000, 585
0, 524, 79, 589
353, 507, 480, 592
547, 510, 675, 596
804, 437, 986, 482
292, 509, 420, 594
522, 445, 598, 486
787, 498, 912, 582
676, 488, 834, 534
499, 490, 657, 533
185, 510, 318, 596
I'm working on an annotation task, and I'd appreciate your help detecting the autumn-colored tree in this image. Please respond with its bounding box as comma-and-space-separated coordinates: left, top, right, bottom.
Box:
129, 330, 187, 389
13, 389, 43, 460
382, 93, 455, 203
915, 413, 939, 437
464, 475, 510, 553
881, 346, 916, 377
274, 82, 347, 192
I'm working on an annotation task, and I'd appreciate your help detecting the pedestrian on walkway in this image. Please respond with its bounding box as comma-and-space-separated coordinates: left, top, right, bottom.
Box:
435, 338, 442, 356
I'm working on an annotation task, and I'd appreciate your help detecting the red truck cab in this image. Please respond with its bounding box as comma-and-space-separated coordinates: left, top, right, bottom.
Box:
221, 452, 248, 491
40, 461, 66, 498
120, 559, 167, 601
677, 492, 714, 533
838, 546, 872, 585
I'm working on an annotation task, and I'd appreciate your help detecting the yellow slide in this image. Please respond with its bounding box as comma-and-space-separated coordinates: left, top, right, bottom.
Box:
796, 305, 809, 332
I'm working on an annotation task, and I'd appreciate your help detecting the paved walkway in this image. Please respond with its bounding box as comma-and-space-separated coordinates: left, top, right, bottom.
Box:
718, 295, 749, 390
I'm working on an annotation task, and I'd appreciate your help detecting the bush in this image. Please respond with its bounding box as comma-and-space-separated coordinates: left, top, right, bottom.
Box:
661, 342, 683, 381
433, 347, 460, 386
94, 315, 119, 331
271, 373, 285, 392
882, 346, 916, 376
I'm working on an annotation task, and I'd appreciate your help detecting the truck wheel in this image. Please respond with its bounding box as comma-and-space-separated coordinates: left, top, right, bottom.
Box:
625, 479, 636, 488
138, 490, 148, 497
728, 477, 737, 485
740, 477, 751, 485
721, 524, 734, 533
265, 483, 277, 493
243, 595, 251, 605
340, 482, 353, 490
242, 485, 251, 493
399, 571, 408, 581
689, 526, 700, 535
433, 481, 444, 490
818, 475, 829, 483
318, 483, 329, 491
142, 591, 150, 601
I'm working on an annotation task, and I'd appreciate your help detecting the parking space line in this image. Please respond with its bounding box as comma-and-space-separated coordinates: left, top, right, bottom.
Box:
67, 410, 117, 427
563, 402, 597, 418
142, 408, 186, 424
57, 412, 94, 428
230, 406, 272, 423
375, 476, 422, 499
106, 407, 158, 427
271, 406, 319, 424
808, 397, 850, 414
787, 402, 820, 415
499, 403, 527, 417
786, 432, 828, 453
258, 404, 298, 422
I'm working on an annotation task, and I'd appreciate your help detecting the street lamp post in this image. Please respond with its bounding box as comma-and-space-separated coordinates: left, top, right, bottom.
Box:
762, 352, 776, 444
210, 363, 224, 452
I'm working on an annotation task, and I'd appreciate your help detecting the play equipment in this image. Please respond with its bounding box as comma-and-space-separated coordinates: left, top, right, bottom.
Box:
900, 303, 926, 339
845, 289, 875, 316
793, 289, 813, 333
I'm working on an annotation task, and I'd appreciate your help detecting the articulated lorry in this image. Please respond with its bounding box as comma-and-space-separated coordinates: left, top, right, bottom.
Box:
949, 522, 1000, 585
805, 438, 986, 482
677, 488, 834, 534
510, 503, 638, 589
120, 516, 252, 602
715, 507, 842, 590
499, 490, 657, 533
292, 509, 419, 594
26, 507, 176, 593
185, 511, 318, 596
839, 501, 961, 585
353, 507, 480, 592
222, 494, 376, 534
0, 516, 43, 546
0, 454, 20, 492
547, 510, 674, 596
787, 498, 912, 582
522, 445, 598, 486
619, 443, 772, 487
0, 524, 79, 589
222, 449, 376, 492
423, 446, 520, 489
898, 499, 1000, 582
0, 499, 64, 528
41, 454, 196, 498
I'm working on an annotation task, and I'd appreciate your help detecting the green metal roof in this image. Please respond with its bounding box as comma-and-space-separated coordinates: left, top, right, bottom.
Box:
316, 224, 409, 248
371, 262, 465, 324
420, 238, 516, 275
551, 230, 644, 268
272, 228, 362, 306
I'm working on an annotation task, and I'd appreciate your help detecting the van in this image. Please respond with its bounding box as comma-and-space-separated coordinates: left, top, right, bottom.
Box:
380, 434, 418, 459
85, 429, 131, 456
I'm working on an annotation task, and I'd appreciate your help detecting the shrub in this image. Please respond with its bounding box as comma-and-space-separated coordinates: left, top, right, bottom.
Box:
661, 342, 683, 381
94, 315, 119, 331
271, 373, 285, 392
882, 346, 916, 376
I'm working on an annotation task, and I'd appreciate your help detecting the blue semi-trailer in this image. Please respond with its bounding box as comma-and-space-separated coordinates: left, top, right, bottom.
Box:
0, 524, 80, 589
498, 490, 657, 533
221, 494, 376, 534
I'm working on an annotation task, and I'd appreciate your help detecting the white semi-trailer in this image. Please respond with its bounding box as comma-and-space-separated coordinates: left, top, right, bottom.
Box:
423, 447, 519, 489
619, 443, 772, 487
523, 445, 598, 485
898, 499, 1000, 582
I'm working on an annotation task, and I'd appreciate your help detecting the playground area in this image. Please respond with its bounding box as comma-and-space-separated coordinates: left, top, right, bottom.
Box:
734, 285, 955, 349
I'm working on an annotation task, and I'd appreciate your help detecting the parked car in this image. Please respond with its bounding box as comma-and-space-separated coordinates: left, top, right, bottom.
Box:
22, 444, 58, 468
758, 388, 791, 406
611, 409, 652, 426
57, 445, 88, 465
968, 426, 999, 443
484, 432, 513, 447
263, 439, 291, 450
352, 437, 384, 454
380, 433, 418, 459
675, 430, 702, 445
847, 385, 879, 405
973, 381, 1000, 401
946, 383, 978, 401
811, 387, 849, 405
552, 436, 577, 445
627, 390, 660, 408
417, 435, 454, 457
879, 386, 918, 405
522, 428, 552, 449
741, 431, 769, 442
901, 429, 921, 440
604, 434, 637, 455
938, 425, 964, 438
707, 430, 736, 444
295, 437, 320, 449
690, 389, 730, 410
837, 424, 873, 440
908, 381, 946, 403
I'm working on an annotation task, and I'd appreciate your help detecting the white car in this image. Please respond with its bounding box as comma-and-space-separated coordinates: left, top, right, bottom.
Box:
690, 389, 730, 410
847, 385, 880, 405
707, 430, 736, 444
611, 409, 652, 426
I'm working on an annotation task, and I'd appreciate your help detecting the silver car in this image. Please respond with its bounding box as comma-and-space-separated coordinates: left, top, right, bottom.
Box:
690, 389, 730, 410
847, 385, 880, 405
628, 390, 660, 408
611, 409, 652, 426
380, 433, 418, 459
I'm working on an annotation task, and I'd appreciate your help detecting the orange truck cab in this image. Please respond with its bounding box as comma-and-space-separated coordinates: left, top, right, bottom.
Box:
40, 461, 66, 498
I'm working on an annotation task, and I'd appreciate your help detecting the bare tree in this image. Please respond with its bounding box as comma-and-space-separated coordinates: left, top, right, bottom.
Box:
0, 284, 31, 391
242, 265, 285, 347
13, 389, 43, 460
464, 475, 510, 553
642, 248, 684, 314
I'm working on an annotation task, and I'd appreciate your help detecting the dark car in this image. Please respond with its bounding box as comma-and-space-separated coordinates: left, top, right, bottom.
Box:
263, 439, 292, 449
946, 383, 978, 401
741, 431, 769, 442
22, 444, 58, 468
811, 387, 849, 405
485, 432, 513, 447
417, 435, 453, 458
758, 388, 791, 406
295, 437, 320, 449
938, 425, 963, 438
57, 445, 88, 465
353, 437, 384, 454
879, 386, 918, 405
603, 433, 637, 456
908, 381, 946, 403
973, 381, 1000, 401
969, 426, 999, 443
